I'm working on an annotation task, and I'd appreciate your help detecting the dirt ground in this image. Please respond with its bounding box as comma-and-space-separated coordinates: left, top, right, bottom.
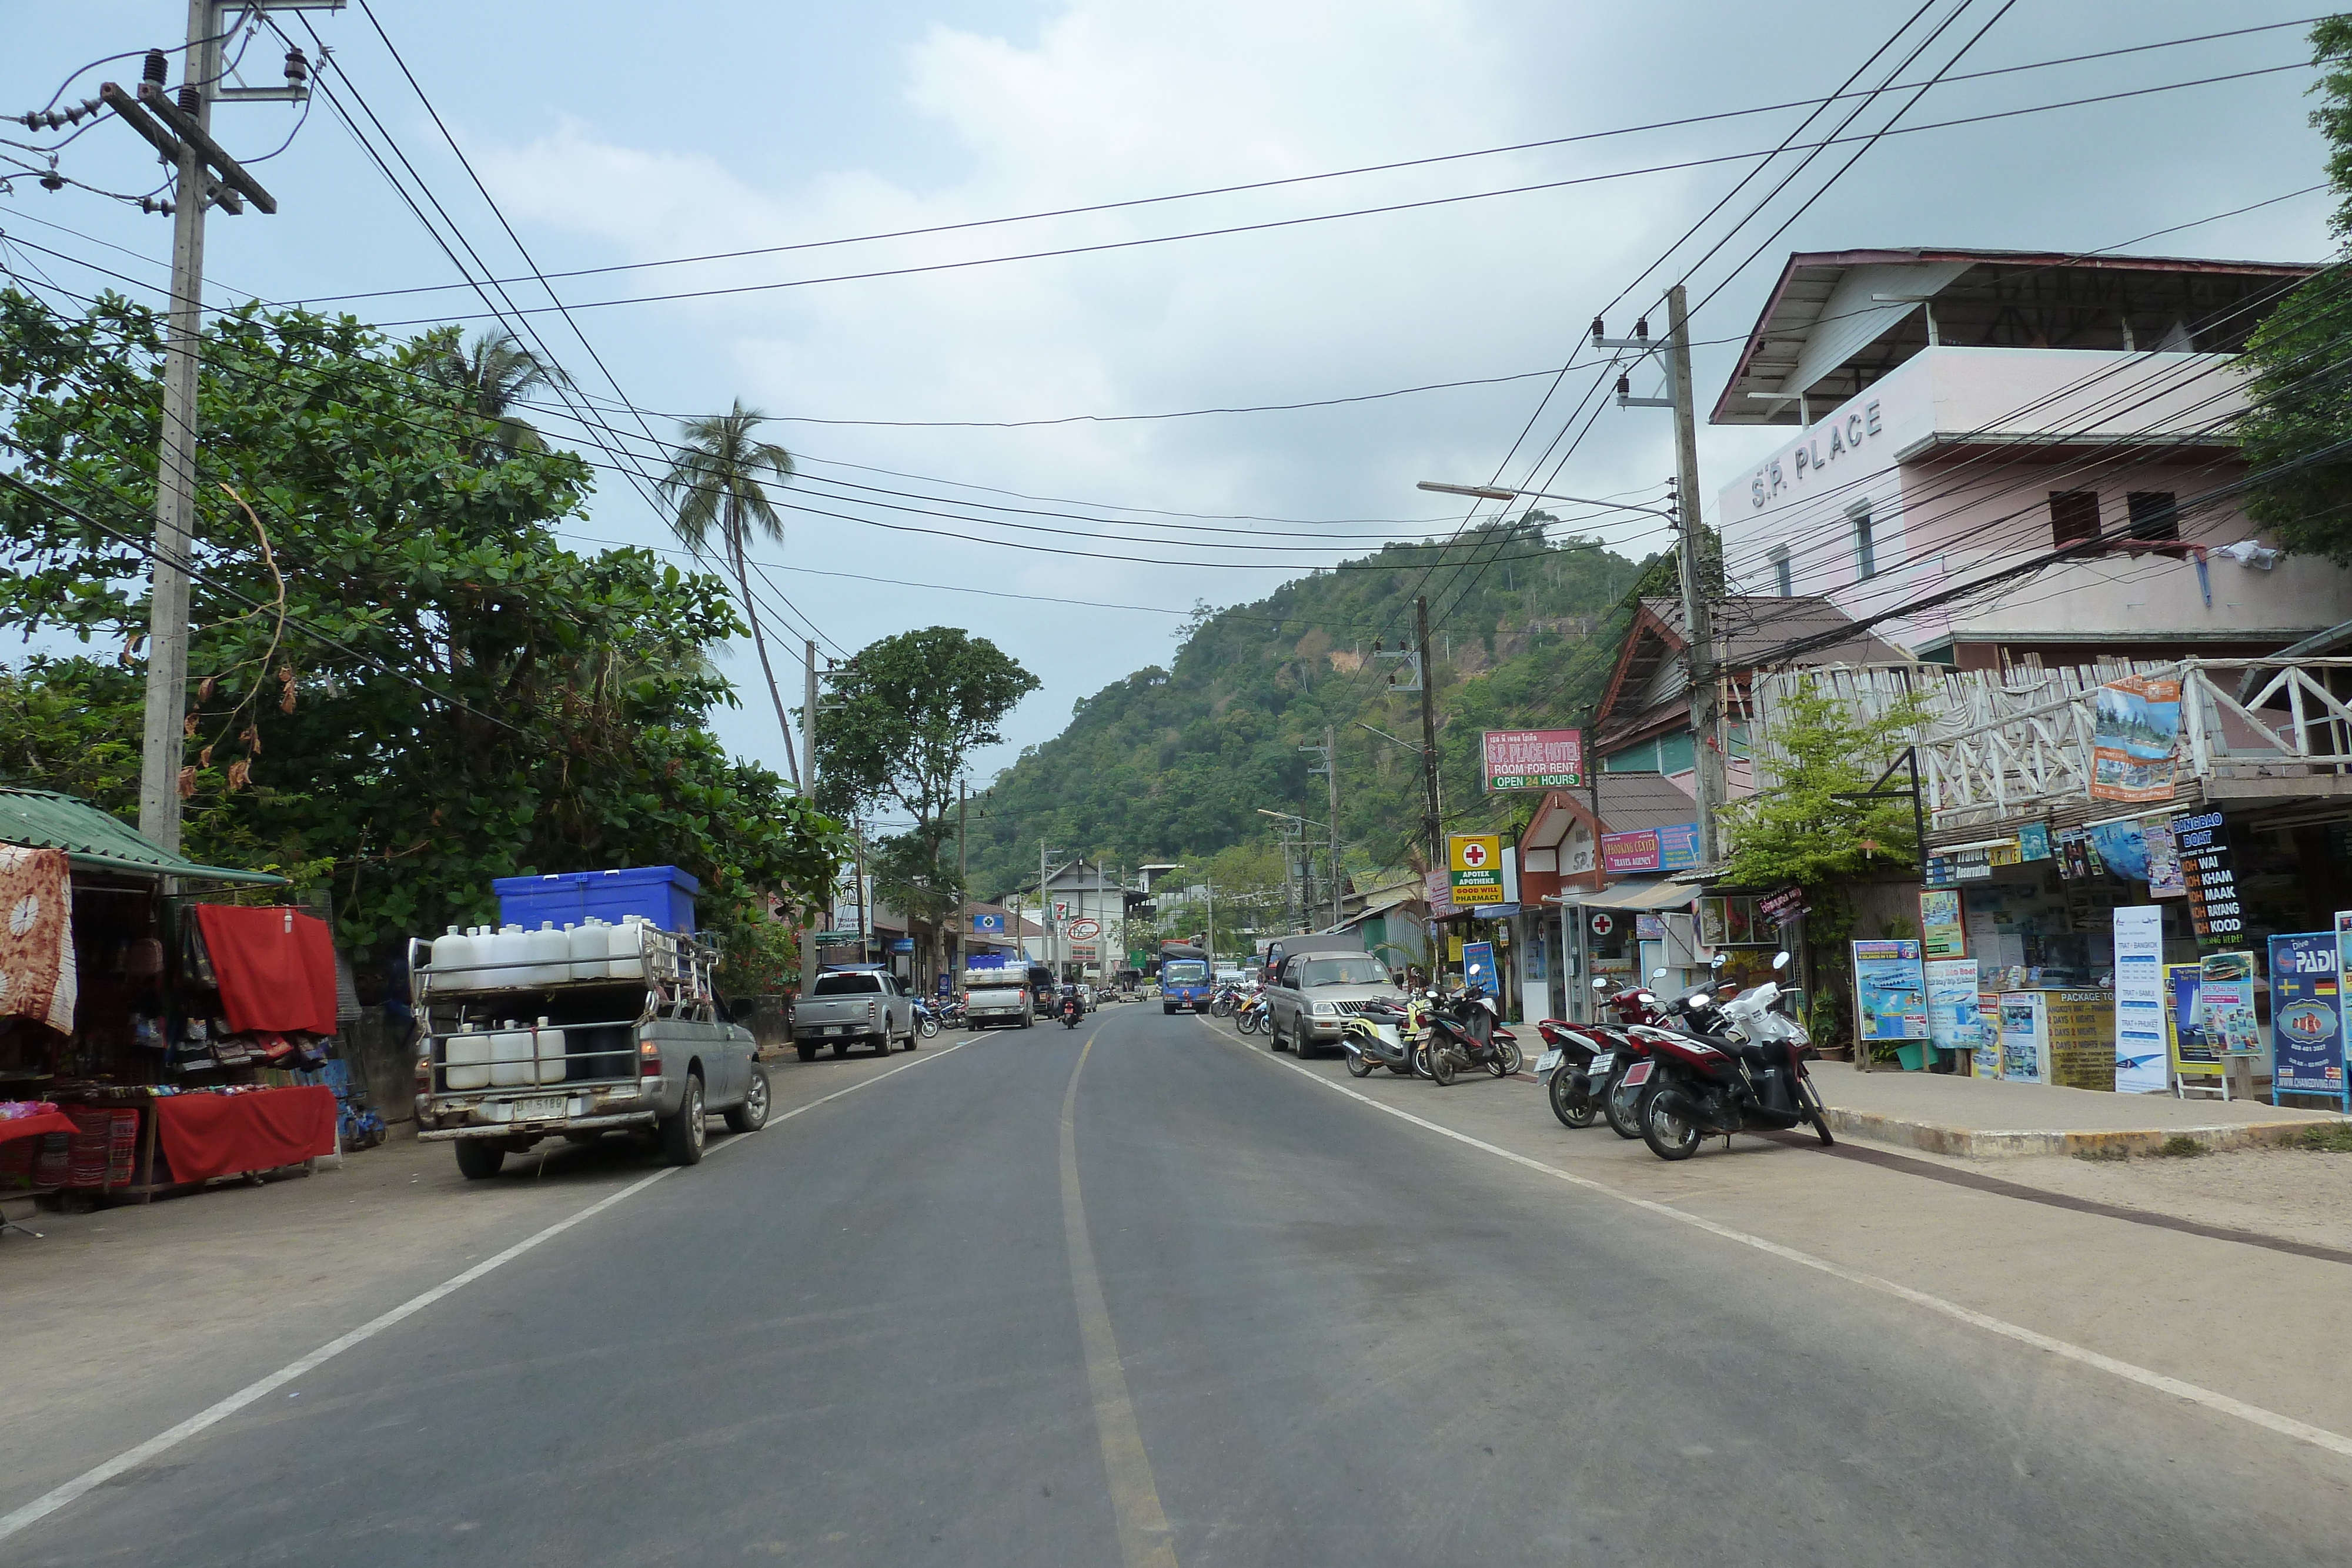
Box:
1879, 1135, 2352, 1253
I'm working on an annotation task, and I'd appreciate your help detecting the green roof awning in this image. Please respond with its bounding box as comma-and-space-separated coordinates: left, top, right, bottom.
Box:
0, 788, 287, 885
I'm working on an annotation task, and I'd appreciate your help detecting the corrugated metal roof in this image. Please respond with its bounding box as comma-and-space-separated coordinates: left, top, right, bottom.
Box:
0, 789, 285, 884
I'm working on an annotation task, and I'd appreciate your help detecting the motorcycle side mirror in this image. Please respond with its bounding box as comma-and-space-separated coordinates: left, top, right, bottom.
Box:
1773, 950, 1792, 971
1591, 978, 1611, 991
1651, 967, 1669, 981
1710, 952, 1728, 969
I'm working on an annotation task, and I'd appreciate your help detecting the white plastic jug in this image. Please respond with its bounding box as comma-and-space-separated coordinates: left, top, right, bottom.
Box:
567, 920, 607, 982
477, 924, 522, 985
607, 915, 646, 981
445, 1028, 492, 1091
430, 925, 475, 994
490, 1020, 536, 1087
534, 1015, 568, 1085
526, 921, 569, 987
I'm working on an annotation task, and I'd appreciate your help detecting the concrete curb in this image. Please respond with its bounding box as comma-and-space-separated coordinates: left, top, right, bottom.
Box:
1820, 1105, 2346, 1159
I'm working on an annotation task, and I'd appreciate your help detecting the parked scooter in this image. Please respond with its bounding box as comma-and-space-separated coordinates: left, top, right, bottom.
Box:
1622, 952, 1834, 1159
1210, 984, 1242, 1019
1338, 996, 1420, 1077
1534, 1015, 1621, 1129
910, 998, 944, 1039
1235, 990, 1270, 1035
1420, 985, 1522, 1086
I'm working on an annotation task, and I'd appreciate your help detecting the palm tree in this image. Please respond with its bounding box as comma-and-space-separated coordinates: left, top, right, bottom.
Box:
434, 329, 568, 456
659, 400, 802, 785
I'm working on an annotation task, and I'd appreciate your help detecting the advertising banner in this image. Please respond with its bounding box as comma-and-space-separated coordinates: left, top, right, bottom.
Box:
1448, 835, 1505, 906
971, 911, 1005, 934
2167, 962, 2213, 1077
2112, 905, 2168, 1094
1920, 889, 1965, 959
1481, 729, 1585, 792
1424, 867, 1455, 919
1601, 829, 1662, 875
1462, 940, 1496, 992
2089, 674, 2181, 803
1850, 940, 1928, 1041
1925, 959, 1983, 1054
2173, 812, 2243, 950
2200, 949, 2260, 1057
2269, 931, 2347, 1104
2000, 993, 2044, 1082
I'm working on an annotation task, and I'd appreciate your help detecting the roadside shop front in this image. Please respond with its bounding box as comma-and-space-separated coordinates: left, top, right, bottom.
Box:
0, 790, 356, 1218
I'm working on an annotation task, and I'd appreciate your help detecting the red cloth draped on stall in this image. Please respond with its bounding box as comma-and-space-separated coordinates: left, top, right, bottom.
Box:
0, 1106, 76, 1146
153, 1086, 336, 1183
192, 905, 338, 1036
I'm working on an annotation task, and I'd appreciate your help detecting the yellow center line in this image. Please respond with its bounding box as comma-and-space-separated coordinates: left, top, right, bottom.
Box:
1060, 1022, 1181, 1568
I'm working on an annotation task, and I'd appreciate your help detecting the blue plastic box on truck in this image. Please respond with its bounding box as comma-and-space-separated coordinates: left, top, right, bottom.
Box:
493, 865, 700, 933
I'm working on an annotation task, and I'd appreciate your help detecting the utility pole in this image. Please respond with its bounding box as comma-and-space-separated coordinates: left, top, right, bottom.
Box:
1414, 595, 1443, 868
1324, 724, 1340, 928
1599, 283, 1723, 864
801, 638, 819, 994
853, 815, 868, 964
954, 778, 968, 983
116, 3, 329, 851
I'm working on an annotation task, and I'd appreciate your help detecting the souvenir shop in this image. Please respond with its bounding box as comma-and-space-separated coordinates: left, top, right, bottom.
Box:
1902, 797, 2352, 1101
0, 790, 377, 1217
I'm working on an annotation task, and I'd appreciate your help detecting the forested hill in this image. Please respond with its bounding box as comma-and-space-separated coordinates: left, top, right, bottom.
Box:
963, 516, 1665, 897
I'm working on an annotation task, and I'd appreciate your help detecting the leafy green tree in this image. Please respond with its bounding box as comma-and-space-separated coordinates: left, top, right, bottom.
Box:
659, 400, 802, 783
0, 289, 846, 956
815, 627, 1040, 980
2239, 18, 2352, 557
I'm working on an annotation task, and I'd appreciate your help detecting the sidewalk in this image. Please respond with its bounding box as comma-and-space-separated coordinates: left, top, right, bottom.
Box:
1812, 1066, 2347, 1157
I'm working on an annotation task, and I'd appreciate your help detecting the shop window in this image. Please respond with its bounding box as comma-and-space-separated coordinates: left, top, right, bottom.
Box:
1850, 502, 1876, 580
1770, 544, 1792, 597
1656, 730, 1697, 775
1723, 722, 1752, 760
2124, 491, 2180, 544
2050, 490, 2100, 547
1603, 738, 1659, 774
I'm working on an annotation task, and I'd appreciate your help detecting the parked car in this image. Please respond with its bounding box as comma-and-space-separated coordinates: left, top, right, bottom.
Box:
1262, 936, 1393, 1059
791, 966, 918, 1059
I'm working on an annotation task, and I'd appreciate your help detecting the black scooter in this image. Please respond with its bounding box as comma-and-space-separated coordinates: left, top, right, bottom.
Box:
1059, 994, 1083, 1029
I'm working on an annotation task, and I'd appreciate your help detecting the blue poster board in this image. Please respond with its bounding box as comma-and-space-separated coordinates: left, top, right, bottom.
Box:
1850, 940, 1929, 1041
2269, 931, 2348, 1106
1462, 940, 1496, 993
937, 972, 951, 997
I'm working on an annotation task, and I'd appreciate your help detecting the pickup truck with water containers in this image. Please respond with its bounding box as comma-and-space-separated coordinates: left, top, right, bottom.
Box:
409, 865, 766, 1178
790, 965, 918, 1058
959, 960, 1054, 1029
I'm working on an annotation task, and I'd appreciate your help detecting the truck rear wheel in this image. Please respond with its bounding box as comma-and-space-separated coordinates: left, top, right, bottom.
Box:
662, 1075, 706, 1166
796, 1042, 818, 1062
454, 1139, 504, 1180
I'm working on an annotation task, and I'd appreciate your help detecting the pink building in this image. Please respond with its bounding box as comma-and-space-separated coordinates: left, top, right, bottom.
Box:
1711, 249, 2352, 670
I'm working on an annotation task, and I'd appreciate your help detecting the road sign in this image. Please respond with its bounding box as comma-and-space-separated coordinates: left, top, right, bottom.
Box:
1449, 834, 1504, 905
1481, 728, 1585, 792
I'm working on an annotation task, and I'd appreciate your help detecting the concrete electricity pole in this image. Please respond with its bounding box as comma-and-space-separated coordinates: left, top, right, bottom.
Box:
954, 778, 968, 982
1598, 283, 1723, 864
1324, 724, 1340, 928
114, 2, 330, 851
801, 637, 819, 993
1415, 596, 1443, 868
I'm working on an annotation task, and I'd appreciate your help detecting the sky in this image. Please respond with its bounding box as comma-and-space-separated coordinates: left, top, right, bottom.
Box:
4, 1, 2340, 797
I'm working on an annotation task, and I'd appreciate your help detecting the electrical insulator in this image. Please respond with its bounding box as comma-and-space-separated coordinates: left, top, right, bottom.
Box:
1615, 375, 1631, 399
177, 85, 201, 115
143, 51, 169, 87
1633, 317, 1649, 342
39, 169, 65, 192
1590, 317, 1604, 344
283, 48, 309, 86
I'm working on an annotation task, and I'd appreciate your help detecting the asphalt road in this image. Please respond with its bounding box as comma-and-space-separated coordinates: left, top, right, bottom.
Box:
12, 1005, 2352, 1566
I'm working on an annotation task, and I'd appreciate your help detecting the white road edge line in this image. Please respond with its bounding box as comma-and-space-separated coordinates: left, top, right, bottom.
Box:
1222, 1019, 2352, 1463
0, 1036, 975, 1545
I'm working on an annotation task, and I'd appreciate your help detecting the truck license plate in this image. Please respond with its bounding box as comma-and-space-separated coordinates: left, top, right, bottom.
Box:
513, 1096, 565, 1122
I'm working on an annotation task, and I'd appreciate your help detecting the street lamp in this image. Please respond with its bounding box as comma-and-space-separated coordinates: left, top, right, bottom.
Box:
1417, 479, 1679, 523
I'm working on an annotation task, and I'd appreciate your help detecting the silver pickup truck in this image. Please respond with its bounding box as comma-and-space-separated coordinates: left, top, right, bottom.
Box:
960, 966, 1037, 1029
793, 966, 918, 1059
409, 927, 766, 1178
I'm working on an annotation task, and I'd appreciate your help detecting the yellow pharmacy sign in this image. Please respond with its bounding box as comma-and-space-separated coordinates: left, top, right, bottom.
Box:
1448, 834, 1505, 905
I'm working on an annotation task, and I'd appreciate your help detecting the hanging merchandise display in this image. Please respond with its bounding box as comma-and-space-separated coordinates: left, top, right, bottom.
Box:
2112, 906, 2167, 1094
0, 845, 78, 1035
2267, 932, 2347, 1107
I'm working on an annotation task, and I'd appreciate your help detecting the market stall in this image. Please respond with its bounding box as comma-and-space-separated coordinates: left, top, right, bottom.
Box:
0, 789, 352, 1214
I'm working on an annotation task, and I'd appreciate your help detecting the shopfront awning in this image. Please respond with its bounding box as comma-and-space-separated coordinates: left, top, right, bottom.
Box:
1562, 880, 1696, 912
0, 788, 286, 885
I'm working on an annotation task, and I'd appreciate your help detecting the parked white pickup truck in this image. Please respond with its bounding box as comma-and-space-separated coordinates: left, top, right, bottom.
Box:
792, 966, 918, 1060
